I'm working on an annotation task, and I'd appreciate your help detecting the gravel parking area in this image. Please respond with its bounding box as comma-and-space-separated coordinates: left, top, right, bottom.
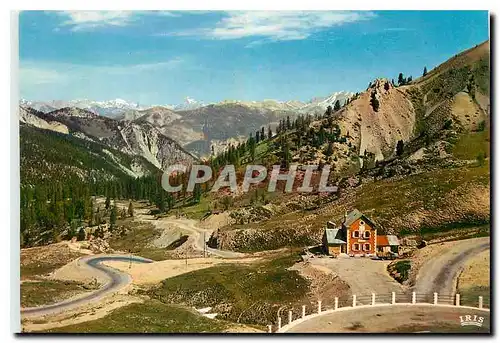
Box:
308, 255, 404, 297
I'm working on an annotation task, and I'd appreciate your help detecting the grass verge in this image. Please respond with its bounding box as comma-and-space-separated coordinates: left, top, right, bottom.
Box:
108, 219, 171, 261
388, 260, 411, 283
41, 300, 229, 333
21, 244, 85, 279
21, 280, 89, 307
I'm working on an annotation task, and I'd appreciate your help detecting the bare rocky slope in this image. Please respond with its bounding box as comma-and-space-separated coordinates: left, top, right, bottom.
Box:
23, 106, 196, 172
163, 103, 299, 153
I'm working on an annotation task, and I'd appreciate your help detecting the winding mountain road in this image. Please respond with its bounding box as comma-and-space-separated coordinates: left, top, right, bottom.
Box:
21, 255, 152, 318
151, 217, 245, 258
412, 237, 490, 295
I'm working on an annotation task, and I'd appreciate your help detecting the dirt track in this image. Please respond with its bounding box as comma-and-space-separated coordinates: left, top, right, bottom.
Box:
134, 209, 244, 258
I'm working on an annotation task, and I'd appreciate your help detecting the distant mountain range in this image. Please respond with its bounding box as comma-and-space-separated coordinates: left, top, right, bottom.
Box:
20, 91, 354, 157
21, 91, 353, 118
20, 96, 207, 118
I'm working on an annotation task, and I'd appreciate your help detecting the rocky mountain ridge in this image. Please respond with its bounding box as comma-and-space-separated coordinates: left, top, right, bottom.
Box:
20, 105, 196, 174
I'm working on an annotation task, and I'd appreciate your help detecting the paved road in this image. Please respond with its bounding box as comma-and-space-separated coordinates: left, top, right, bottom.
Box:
21, 255, 152, 318
284, 304, 490, 333
413, 237, 490, 296
159, 217, 245, 258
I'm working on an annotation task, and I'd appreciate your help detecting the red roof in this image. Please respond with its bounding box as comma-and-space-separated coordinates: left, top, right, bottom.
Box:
376, 235, 390, 246
377, 235, 400, 246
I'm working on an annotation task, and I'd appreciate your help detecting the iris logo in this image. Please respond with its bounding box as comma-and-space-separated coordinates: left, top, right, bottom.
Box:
459, 314, 484, 327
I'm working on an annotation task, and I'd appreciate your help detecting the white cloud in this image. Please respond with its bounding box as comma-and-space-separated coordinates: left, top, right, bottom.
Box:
20, 58, 183, 87
160, 11, 376, 42
20, 67, 68, 85
56, 11, 178, 31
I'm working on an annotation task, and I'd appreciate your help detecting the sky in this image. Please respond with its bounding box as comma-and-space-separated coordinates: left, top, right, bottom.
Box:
19, 10, 489, 106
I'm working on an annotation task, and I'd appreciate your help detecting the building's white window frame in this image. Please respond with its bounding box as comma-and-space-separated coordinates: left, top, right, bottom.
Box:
353, 243, 360, 251
364, 231, 370, 238
352, 230, 360, 238
364, 243, 371, 251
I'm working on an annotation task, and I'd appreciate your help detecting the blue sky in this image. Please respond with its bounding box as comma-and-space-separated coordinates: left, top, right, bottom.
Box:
19, 10, 489, 105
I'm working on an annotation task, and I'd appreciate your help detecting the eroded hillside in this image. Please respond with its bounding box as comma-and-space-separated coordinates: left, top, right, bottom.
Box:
204, 40, 490, 252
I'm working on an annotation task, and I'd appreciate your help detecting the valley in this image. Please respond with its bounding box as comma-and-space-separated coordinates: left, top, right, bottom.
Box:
18, 39, 491, 333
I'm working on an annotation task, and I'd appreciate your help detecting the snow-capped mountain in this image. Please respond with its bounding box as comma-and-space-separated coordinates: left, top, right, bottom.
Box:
19, 98, 146, 118
172, 96, 206, 111
212, 92, 353, 115
300, 91, 354, 114
218, 99, 305, 112
20, 91, 353, 119
66, 98, 145, 117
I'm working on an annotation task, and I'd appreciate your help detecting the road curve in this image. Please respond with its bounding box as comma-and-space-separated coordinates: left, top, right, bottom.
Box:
161, 217, 245, 258
412, 237, 490, 296
21, 255, 153, 318
282, 304, 490, 333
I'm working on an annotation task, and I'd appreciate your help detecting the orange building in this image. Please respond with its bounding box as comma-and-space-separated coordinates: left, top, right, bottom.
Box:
323, 209, 398, 257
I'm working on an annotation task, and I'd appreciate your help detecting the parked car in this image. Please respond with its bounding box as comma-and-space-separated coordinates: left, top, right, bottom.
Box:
377, 251, 398, 260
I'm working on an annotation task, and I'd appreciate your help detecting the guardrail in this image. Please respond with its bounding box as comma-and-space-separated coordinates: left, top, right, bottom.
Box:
269, 292, 489, 333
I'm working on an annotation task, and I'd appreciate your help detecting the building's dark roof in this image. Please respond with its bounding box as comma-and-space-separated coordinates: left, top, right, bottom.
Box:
324, 228, 346, 244
344, 209, 376, 228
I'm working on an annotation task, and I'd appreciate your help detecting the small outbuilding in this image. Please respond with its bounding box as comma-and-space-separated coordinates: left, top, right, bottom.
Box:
376, 235, 400, 254
323, 228, 347, 255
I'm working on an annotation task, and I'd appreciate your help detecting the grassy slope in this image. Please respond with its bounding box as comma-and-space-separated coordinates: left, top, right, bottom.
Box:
42, 300, 229, 333
202, 42, 490, 252
457, 249, 490, 308
21, 280, 89, 307
108, 217, 173, 261
20, 244, 85, 279
354, 163, 489, 228
20, 125, 158, 183
146, 253, 316, 326
212, 159, 489, 252
451, 129, 490, 160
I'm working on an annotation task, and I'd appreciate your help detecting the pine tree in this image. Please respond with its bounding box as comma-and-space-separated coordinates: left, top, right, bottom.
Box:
325, 142, 334, 157
105, 195, 111, 210
268, 126, 272, 140
89, 198, 95, 226
127, 201, 134, 217
398, 73, 404, 86
77, 227, 86, 241
261, 127, 265, 141
334, 100, 341, 111
325, 105, 333, 116
193, 184, 202, 204
110, 202, 117, 228
370, 91, 380, 112
423, 66, 428, 76
156, 190, 166, 212
396, 140, 404, 156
